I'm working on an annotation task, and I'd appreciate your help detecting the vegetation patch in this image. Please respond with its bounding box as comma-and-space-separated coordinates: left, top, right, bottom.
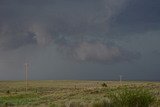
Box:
109, 88, 156, 107
0, 93, 39, 106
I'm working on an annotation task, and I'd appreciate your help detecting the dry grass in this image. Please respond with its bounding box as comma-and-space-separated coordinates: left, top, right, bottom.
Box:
0, 80, 159, 107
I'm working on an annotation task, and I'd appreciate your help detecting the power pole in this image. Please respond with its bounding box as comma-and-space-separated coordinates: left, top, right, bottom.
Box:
25, 63, 29, 92
119, 75, 122, 85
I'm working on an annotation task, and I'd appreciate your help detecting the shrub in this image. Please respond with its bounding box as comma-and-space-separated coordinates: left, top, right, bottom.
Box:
109, 88, 156, 107
6, 90, 10, 94
101, 83, 107, 87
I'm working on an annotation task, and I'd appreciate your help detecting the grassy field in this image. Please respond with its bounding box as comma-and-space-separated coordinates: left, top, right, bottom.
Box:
0, 80, 159, 107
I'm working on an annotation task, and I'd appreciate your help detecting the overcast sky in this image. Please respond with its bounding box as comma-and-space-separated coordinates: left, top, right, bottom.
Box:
0, 0, 160, 80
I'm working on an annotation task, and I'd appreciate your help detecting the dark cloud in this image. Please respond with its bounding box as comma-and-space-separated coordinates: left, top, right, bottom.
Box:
0, 0, 159, 80
111, 0, 160, 35
0, 0, 137, 63
152, 50, 160, 56
0, 25, 36, 50
58, 41, 141, 64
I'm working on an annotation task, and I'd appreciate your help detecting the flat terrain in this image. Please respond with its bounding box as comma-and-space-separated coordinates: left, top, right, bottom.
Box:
0, 80, 160, 107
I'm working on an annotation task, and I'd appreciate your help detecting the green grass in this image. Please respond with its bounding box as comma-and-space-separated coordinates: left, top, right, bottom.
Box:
109, 88, 156, 107
0, 80, 159, 107
0, 93, 39, 106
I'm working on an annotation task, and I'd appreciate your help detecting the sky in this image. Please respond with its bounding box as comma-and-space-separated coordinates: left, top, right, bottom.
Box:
0, 0, 160, 80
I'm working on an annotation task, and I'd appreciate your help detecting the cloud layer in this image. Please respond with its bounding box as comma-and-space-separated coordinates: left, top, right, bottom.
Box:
1, 0, 160, 80
0, 0, 137, 63
58, 42, 140, 63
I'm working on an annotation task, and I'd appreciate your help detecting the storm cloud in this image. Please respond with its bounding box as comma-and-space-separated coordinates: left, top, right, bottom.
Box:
0, 0, 136, 62
0, 0, 160, 80
0, 0, 129, 47
58, 41, 140, 63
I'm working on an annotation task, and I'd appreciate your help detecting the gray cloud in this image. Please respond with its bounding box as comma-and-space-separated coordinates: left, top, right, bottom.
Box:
0, 24, 36, 50
0, 0, 137, 64
58, 41, 141, 63
111, 0, 160, 36
0, 0, 131, 45
152, 50, 160, 56
1, 0, 159, 80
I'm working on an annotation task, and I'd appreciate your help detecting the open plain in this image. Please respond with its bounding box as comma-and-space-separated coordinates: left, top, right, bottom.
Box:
0, 80, 159, 107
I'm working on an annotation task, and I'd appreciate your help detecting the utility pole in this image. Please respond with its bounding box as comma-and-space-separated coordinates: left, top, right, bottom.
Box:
119, 75, 122, 85
25, 63, 29, 92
